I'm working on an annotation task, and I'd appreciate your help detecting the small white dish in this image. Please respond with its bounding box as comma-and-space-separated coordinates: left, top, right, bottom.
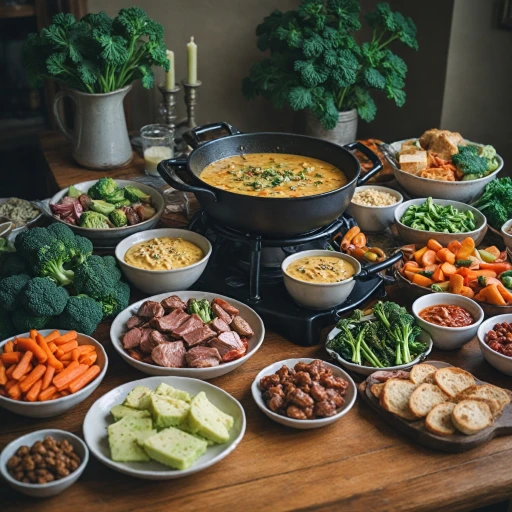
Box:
347, 185, 403, 233
477, 314, 512, 376
0, 329, 108, 418
251, 358, 356, 429
0, 429, 88, 497
325, 315, 433, 376
83, 376, 245, 480
500, 219, 512, 254
110, 291, 264, 379
412, 293, 484, 350
394, 198, 487, 246
115, 228, 212, 294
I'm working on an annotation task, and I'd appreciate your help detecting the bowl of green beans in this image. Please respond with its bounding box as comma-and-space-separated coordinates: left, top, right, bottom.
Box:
394, 197, 487, 246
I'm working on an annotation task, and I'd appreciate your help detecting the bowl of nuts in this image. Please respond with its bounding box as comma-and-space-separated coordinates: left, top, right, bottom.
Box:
0, 430, 88, 497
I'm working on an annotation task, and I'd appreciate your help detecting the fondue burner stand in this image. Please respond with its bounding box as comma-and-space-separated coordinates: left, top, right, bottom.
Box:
188, 212, 388, 346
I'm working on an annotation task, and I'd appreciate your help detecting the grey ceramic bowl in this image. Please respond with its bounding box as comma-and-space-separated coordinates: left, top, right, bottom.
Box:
394, 198, 487, 246
0, 198, 42, 238
49, 179, 165, 247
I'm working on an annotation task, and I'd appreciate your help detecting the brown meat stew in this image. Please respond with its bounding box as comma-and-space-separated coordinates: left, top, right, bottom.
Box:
419, 304, 474, 328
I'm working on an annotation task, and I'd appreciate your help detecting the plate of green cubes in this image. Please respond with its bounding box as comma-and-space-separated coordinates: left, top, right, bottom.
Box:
83, 376, 246, 479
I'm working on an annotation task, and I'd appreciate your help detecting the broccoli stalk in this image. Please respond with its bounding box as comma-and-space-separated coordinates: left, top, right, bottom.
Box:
186, 299, 213, 323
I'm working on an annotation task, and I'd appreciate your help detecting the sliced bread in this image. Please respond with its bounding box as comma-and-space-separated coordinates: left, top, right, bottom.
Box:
409, 383, 450, 418
425, 402, 456, 436
410, 364, 437, 385
380, 379, 417, 420
370, 383, 385, 399
456, 384, 511, 415
434, 367, 475, 398
452, 399, 493, 436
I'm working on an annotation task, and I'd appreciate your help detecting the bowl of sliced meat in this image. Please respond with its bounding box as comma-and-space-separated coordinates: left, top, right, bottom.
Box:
110, 291, 265, 379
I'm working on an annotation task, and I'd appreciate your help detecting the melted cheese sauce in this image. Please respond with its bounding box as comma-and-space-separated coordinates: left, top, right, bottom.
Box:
286, 256, 356, 283
199, 153, 347, 197
124, 237, 204, 271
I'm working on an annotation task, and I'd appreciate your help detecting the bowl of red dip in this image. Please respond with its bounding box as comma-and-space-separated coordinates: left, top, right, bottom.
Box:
412, 293, 484, 350
477, 314, 512, 375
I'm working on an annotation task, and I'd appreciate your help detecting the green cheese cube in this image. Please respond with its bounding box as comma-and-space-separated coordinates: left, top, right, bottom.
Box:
123, 386, 154, 410
155, 383, 192, 403
142, 427, 207, 470
149, 394, 190, 430
114, 416, 153, 431
110, 404, 151, 422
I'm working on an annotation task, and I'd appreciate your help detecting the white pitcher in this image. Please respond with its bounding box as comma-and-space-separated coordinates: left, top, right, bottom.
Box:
53, 85, 133, 170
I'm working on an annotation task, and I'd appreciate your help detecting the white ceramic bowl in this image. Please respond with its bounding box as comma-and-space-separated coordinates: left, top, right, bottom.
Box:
281, 250, 361, 310
0, 330, 108, 418
110, 291, 264, 379
347, 185, 403, 233
386, 139, 503, 203
325, 316, 433, 376
83, 376, 245, 480
49, 179, 165, 248
412, 293, 484, 350
477, 314, 512, 376
0, 197, 42, 239
115, 228, 212, 294
500, 219, 512, 254
394, 198, 487, 246
0, 429, 89, 497
251, 358, 356, 429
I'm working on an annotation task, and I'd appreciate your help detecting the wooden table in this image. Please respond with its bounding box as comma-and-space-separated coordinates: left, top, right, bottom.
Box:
2, 133, 512, 511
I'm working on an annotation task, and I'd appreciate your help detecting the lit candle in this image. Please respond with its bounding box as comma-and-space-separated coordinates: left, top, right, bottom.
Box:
187, 37, 197, 85
165, 50, 175, 90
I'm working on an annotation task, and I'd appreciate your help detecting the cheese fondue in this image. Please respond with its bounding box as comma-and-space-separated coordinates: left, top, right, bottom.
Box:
286, 256, 356, 283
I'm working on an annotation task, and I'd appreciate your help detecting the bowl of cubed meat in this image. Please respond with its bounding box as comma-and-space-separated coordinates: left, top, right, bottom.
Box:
110, 291, 265, 379
477, 314, 512, 376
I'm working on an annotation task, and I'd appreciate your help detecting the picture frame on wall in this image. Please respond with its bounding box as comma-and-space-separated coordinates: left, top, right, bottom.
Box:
499, 0, 512, 30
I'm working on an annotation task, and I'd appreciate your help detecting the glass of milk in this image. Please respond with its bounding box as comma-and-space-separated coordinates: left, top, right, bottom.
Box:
140, 124, 175, 177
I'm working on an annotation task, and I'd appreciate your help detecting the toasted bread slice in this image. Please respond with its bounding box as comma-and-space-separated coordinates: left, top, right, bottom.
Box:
409, 383, 450, 418
456, 384, 510, 415
452, 400, 493, 436
425, 402, 456, 436
371, 383, 385, 399
410, 364, 437, 385
380, 379, 417, 420
434, 367, 475, 398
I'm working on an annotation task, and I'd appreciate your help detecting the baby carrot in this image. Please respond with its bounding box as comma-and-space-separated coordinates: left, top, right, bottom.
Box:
427, 239, 443, 252
41, 365, 55, 391
12, 351, 33, 380
44, 330, 61, 343
16, 338, 48, 363
0, 365, 6, 386
6, 364, 16, 379
48, 342, 58, 353
29, 329, 38, 340
68, 365, 101, 394
1, 352, 20, 365
4, 341, 14, 353
58, 340, 78, 354
36, 334, 63, 370
26, 379, 42, 402
5, 379, 17, 391
59, 390, 70, 397
60, 352, 73, 362
7, 383, 21, 400
79, 352, 97, 366
19, 364, 46, 393
52, 361, 79, 387
55, 349, 64, 359
77, 345, 95, 355
39, 385, 58, 401
71, 348, 80, 361
54, 363, 88, 391
53, 331, 77, 346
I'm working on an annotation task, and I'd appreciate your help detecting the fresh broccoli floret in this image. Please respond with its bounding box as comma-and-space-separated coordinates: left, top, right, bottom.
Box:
56, 295, 103, 335
104, 189, 125, 204
472, 177, 512, 229
109, 209, 128, 227
0, 274, 31, 311
12, 309, 50, 332
452, 145, 488, 177
1, 253, 28, 278
73, 255, 117, 299
88, 177, 119, 200
79, 211, 111, 229
0, 238, 15, 256
73, 236, 93, 266
479, 145, 500, 172
124, 185, 152, 204
102, 255, 121, 282
67, 184, 82, 198
186, 298, 213, 323
502, 276, 512, 290
20, 277, 69, 316
90, 199, 116, 216
98, 280, 130, 319
32, 239, 74, 286
0, 310, 14, 340
14, 227, 54, 263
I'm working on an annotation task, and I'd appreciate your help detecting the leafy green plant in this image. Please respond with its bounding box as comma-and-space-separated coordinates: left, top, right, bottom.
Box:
22, 8, 169, 94
242, 0, 418, 129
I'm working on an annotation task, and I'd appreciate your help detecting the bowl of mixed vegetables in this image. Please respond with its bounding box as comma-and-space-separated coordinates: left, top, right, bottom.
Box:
49, 178, 164, 247
325, 301, 433, 376
394, 197, 487, 247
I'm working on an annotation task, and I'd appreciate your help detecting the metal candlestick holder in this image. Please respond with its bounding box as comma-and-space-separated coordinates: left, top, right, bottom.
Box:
158, 84, 181, 128
182, 80, 202, 128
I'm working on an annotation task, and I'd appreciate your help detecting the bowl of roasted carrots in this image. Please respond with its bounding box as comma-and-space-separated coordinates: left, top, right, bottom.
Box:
0, 329, 107, 418
396, 236, 512, 316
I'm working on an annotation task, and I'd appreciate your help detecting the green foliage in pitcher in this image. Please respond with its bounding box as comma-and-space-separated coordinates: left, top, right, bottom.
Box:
22, 8, 169, 93
242, 0, 418, 129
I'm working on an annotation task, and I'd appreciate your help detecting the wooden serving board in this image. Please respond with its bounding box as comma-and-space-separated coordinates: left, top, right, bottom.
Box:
358, 360, 512, 453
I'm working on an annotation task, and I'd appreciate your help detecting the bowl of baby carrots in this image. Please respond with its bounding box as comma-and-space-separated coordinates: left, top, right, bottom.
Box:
0, 329, 107, 418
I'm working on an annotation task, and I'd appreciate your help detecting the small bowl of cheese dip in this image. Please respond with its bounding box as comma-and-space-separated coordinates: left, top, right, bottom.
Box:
115, 228, 212, 294
282, 250, 361, 310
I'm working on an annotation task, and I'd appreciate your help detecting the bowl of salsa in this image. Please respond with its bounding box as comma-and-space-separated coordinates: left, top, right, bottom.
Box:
412, 293, 484, 350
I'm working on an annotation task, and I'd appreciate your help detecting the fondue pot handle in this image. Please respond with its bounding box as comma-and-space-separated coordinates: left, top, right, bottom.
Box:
183, 122, 241, 148
343, 141, 383, 185
157, 159, 218, 202
355, 251, 403, 281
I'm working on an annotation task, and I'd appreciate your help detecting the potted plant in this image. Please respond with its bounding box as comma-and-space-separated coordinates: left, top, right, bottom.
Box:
242, 0, 418, 145
22, 8, 169, 169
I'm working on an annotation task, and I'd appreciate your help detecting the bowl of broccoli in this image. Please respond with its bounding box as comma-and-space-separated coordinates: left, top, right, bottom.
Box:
49, 178, 165, 247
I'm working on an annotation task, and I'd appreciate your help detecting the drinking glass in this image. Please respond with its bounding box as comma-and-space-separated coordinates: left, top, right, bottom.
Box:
140, 124, 174, 177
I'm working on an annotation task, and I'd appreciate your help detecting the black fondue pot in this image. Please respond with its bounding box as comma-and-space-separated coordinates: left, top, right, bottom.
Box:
157, 122, 383, 236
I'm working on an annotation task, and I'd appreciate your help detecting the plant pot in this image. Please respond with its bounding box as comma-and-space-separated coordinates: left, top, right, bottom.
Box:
295, 108, 358, 146
53, 85, 133, 170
